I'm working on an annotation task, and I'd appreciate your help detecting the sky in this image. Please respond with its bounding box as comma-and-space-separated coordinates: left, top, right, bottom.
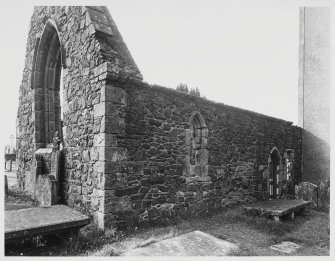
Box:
0, 0, 333, 146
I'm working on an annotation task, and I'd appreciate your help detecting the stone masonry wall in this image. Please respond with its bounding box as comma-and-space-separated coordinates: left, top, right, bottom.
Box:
101, 80, 302, 228
16, 6, 142, 225
17, 6, 302, 230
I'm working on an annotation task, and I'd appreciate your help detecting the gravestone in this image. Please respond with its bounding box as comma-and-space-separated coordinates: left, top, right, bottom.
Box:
35, 174, 58, 207
318, 179, 330, 208
124, 230, 238, 256
295, 182, 318, 206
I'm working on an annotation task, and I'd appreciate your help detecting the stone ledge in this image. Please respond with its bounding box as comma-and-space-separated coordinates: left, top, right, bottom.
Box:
186, 176, 211, 183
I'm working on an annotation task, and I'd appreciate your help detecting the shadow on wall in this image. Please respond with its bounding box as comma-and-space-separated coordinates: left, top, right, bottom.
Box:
302, 129, 330, 184
296, 129, 330, 209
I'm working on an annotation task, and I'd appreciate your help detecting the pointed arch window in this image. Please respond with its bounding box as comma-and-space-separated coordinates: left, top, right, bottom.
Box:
185, 111, 209, 179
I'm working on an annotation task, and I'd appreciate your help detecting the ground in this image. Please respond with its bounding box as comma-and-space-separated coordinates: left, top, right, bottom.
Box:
5, 190, 329, 256
4, 162, 329, 256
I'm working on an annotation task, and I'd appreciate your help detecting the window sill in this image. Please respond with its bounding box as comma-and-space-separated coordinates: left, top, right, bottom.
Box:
185, 176, 211, 183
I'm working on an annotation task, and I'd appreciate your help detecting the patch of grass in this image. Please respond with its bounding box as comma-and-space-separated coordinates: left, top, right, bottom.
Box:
5, 188, 38, 211
90, 227, 179, 256
86, 206, 329, 256
5, 204, 329, 256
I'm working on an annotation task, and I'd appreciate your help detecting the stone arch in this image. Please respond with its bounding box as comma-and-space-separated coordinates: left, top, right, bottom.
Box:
186, 111, 209, 178
31, 19, 65, 149
268, 146, 281, 198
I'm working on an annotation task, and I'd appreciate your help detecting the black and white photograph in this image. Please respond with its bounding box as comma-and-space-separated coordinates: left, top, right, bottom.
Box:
1, 0, 333, 257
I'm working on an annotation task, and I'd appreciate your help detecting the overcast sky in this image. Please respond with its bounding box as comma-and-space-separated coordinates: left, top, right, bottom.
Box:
0, 0, 333, 146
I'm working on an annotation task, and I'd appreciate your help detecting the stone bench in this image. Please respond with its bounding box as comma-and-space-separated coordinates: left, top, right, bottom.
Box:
5, 205, 90, 244
244, 199, 310, 222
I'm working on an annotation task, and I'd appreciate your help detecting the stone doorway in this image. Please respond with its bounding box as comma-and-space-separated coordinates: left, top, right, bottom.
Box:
31, 19, 64, 149
29, 19, 65, 204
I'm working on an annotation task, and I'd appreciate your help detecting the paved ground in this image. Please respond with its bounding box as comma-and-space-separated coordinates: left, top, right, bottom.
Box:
5, 205, 91, 241
123, 230, 238, 256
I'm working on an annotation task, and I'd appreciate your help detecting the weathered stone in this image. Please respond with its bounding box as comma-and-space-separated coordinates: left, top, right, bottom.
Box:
103, 147, 127, 162
82, 150, 90, 162
318, 179, 330, 208
16, 6, 303, 231
35, 175, 58, 207
101, 85, 127, 105
104, 196, 132, 213
5, 205, 91, 241
295, 181, 318, 206
270, 241, 301, 254
148, 207, 161, 219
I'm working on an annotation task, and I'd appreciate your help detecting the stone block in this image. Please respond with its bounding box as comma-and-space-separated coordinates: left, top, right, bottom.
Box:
90, 147, 100, 161
101, 147, 128, 162
105, 162, 120, 174
26, 157, 37, 196
35, 174, 58, 207
194, 165, 202, 177
185, 129, 191, 146
148, 207, 161, 220
94, 211, 116, 230
262, 168, 269, 179
93, 20, 113, 35
101, 85, 127, 105
93, 161, 105, 173
104, 195, 132, 213
50, 151, 60, 194
102, 116, 125, 134
93, 133, 118, 147
201, 128, 208, 146
82, 150, 90, 162
196, 149, 209, 165
186, 176, 211, 183
93, 103, 105, 118
104, 173, 118, 189
88, 7, 110, 25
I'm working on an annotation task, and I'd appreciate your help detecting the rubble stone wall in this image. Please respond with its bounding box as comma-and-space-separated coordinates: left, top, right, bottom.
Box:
16, 6, 142, 224
17, 6, 302, 229
102, 81, 302, 227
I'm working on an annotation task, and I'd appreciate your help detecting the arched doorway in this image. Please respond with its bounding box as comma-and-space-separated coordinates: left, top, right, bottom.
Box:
31, 19, 64, 149
268, 147, 281, 198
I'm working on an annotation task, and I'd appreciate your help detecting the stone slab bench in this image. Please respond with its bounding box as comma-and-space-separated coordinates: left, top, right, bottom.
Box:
5, 205, 90, 243
244, 199, 310, 222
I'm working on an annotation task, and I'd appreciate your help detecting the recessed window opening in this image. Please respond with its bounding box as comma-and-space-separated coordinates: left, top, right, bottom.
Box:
32, 21, 64, 149
189, 112, 209, 178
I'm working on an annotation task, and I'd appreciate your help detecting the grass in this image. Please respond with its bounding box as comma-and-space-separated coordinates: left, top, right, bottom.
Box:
5, 188, 329, 256
5, 187, 38, 211
88, 206, 329, 256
